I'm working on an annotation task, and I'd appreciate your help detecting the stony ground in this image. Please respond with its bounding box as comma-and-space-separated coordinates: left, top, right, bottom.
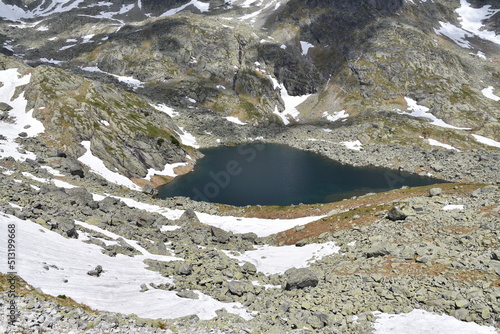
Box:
0, 134, 499, 333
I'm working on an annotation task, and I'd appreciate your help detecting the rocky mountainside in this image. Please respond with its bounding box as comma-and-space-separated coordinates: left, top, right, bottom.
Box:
0, 0, 499, 333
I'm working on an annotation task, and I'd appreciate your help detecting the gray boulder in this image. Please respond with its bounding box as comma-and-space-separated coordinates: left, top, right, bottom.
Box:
142, 184, 158, 196
66, 159, 85, 178
211, 226, 231, 243
176, 290, 199, 299
282, 268, 319, 290
387, 206, 406, 221
241, 262, 257, 275
178, 209, 200, 224
0, 102, 13, 111
87, 265, 103, 277
176, 262, 193, 276
429, 187, 442, 197
228, 280, 253, 296
57, 218, 78, 239
364, 243, 391, 258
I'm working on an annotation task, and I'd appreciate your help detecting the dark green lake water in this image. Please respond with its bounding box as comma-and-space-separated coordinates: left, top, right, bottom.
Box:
157, 143, 443, 206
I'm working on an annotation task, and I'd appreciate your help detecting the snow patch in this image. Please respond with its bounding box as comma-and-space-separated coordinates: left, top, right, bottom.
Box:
176, 126, 199, 148
269, 76, 311, 125
442, 205, 464, 211
456, 0, 500, 45
481, 86, 500, 101
225, 116, 247, 125
77, 141, 141, 190
341, 140, 363, 151
145, 161, 189, 179
434, 22, 473, 48
372, 309, 498, 334
0, 214, 250, 320
426, 138, 460, 151
0, 69, 44, 161
160, 0, 210, 16
471, 134, 500, 148
225, 241, 340, 275
323, 110, 348, 122
195, 212, 325, 237
80, 66, 144, 88
152, 103, 179, 117
300, 41, 314, 55
400, 97, 471, 130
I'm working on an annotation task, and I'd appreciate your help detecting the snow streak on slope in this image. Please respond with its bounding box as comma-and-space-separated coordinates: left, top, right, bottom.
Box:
106, 196, 326, 237
400, 97, 471, 130
481, 86, 500, 101
0, 0, 85, 21
0, 214, 251, 320
78, 141, 142, 190
0, 69, 44, 161
471, 134, 500, 148
269, 76, 311, 125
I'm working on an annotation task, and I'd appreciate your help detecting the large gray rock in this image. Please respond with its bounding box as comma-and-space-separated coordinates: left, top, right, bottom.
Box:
178, 209, 200, 224
429, 188, 442, 197
0, 102, 13, 111
176, 262, 193, 276
387, 205, 413, 221
211, 226, 231, 244
364, 243, 391, 258
176, 290, 199, 299
228, 280, 253, 296
57, 218, 78, 239
282, 268, 319, 290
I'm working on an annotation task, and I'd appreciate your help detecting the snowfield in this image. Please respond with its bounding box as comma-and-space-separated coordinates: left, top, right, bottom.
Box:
0, 68, 45, 161
0, 214, 251, 320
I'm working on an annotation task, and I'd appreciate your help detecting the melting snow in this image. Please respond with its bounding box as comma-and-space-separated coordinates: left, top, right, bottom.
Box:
225, 116, 247, 125
80, 66, 144, 88
471, 134, 500, 148
224, 241, 340, 275
456, 0, 500, 45
341, 140, 363, 151
77, 141, 141, 190
195, 212, 325, 237
145, 161, 189, 179
434, 22, 473, 48
0, 0, 85, 21
39, 58, 63, 64
481, 86, 500, 101
400, 97, 471, 130
160, 0, 209, 16
269, 76, 311, 125
300, 41, 314, 56
0, 214, 250, 320
152, 103, 179, 117
426, 138, 460, 151
435, 0, 500, 47
442, 205, 464, 210
323, 110, 348, 122
0, 68, 44, 161
372, 309, 498, 334
176, 126, 199, 148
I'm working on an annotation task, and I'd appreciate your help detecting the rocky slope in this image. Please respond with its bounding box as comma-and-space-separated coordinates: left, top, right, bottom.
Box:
0, 0, 500, 333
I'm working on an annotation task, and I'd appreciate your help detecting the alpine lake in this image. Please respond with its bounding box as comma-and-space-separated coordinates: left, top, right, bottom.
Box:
157, 143, 444, 206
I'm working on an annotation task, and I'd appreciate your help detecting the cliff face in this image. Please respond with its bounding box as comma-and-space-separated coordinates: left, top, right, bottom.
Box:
1, 53, 195, 183
0, 0, 499, 180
